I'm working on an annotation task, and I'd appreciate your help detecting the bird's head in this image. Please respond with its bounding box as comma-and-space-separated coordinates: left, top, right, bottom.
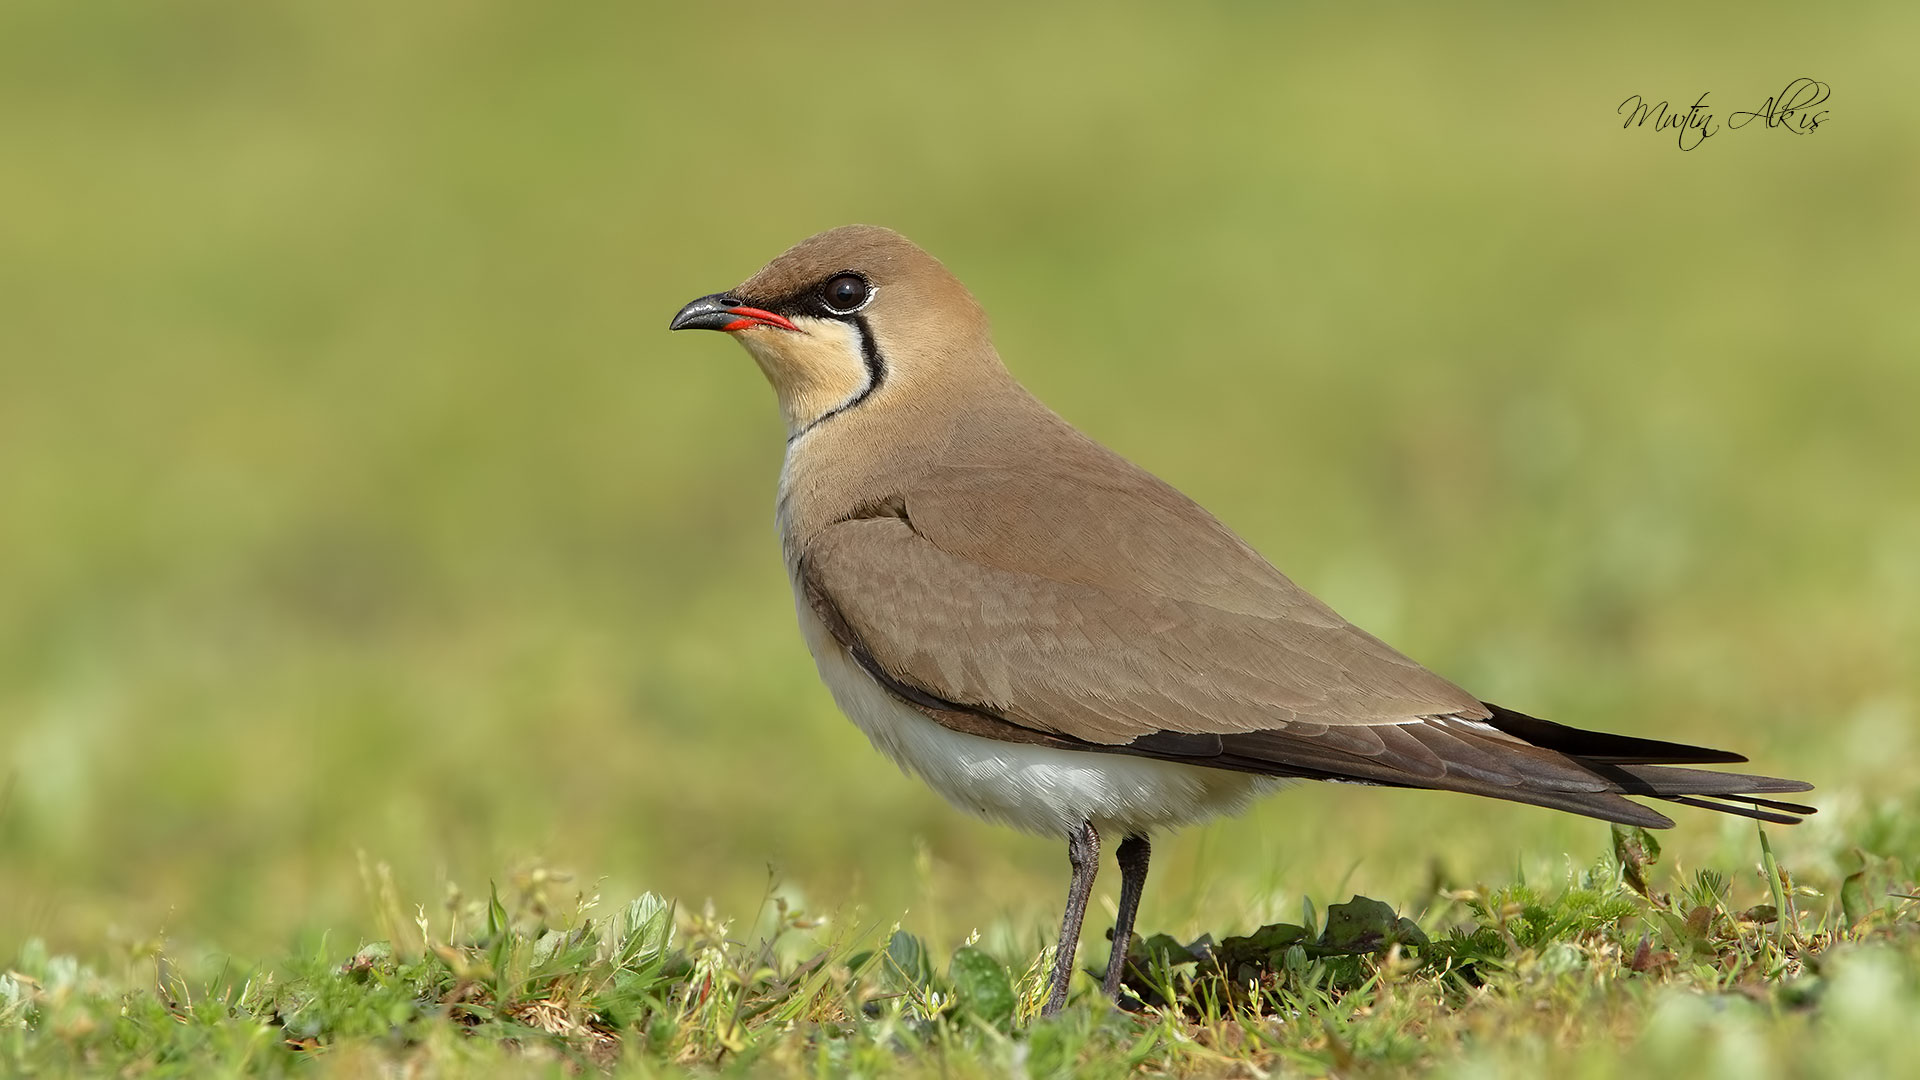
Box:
669, 225, 999, 438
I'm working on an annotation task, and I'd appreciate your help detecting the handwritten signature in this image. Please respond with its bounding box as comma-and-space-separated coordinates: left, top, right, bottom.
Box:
1617, 78, 1830, 151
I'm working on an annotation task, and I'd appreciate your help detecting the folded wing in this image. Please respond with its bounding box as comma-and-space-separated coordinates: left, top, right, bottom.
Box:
801, 512, 1813, 828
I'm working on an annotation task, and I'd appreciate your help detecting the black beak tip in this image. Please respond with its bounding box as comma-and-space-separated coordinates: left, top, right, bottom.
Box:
669, 293, 740, 332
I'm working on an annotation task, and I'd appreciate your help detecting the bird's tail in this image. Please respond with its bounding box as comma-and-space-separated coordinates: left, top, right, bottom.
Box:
1479, 702, 1816, 827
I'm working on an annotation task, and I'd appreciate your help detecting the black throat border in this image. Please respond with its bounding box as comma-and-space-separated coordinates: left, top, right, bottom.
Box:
790, 314, 885, 442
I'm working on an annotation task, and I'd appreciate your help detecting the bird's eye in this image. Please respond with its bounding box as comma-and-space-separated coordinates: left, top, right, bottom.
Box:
820, 273, 869, 313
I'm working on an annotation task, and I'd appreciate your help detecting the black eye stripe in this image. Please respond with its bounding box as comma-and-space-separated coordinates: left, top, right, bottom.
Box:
745, 271, 872, 321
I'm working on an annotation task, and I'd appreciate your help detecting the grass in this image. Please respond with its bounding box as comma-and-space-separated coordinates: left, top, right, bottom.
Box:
3, 0, 1918, 1074
7, 819, 1920, 1076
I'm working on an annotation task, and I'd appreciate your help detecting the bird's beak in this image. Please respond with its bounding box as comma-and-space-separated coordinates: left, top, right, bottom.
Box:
668, 293, 800, 334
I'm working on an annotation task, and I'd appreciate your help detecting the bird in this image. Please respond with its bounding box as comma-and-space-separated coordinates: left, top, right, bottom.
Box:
667, 225, 1815, 1016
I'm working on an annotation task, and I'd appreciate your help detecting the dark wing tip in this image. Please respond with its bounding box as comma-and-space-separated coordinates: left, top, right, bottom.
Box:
1481, 702, 1751, 765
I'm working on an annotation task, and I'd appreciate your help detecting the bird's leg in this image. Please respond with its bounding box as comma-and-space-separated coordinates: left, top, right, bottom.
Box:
1101, 834, 1151, 1002
1041, 820, 1100, 1016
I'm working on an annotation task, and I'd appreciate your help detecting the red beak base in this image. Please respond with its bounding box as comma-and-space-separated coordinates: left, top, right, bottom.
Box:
719, 305, 799, 333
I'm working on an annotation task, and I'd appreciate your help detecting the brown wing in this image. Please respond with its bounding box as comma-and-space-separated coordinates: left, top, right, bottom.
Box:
800, 510, 1814, 828
804, 512, 1480, 739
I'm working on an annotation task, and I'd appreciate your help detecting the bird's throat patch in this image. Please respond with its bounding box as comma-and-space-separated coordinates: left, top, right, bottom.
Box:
740, 316, 884, 440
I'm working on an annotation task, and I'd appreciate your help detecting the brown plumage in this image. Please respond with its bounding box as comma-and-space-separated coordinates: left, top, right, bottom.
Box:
670, 224, 1814, 1015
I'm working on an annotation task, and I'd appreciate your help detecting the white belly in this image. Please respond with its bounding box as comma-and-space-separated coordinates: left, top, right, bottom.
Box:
794, 592, 1286, 838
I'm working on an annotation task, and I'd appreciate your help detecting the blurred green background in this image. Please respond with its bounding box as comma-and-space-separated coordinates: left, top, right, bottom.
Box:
2, 1, 1916, 965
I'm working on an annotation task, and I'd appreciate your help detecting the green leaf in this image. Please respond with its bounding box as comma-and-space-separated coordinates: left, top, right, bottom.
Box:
883, 930, 933, 990
1613, 825, 1661, 898
1840, 848, 1874, 928
589, 894, 676, 1027
1134, 933, 1203, 970
486, 880, 509, 938
530, 928, 567, 971
1319, 896, 1428, 952
1244, 922, 1313, 952
1283, 943, 1311, 981
1637, 827, 1663, 863
485, 881, 514, 985
947, 946, 1015, 1028
1758, 825, 1789, 949
602, 893, 675, 971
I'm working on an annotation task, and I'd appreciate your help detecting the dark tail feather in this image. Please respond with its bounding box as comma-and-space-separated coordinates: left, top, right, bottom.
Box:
1487, 702, 1817, 826
1489, 768, 1816, 827
1659, 795, 1808, 826
1595, 762, 1816, 798
1431, 780, 1817, 829
1482, 702, 1748, 764
1606, 767, 1815, 825
1128, 701, 1815, 829
1715, 793, 1819, 815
